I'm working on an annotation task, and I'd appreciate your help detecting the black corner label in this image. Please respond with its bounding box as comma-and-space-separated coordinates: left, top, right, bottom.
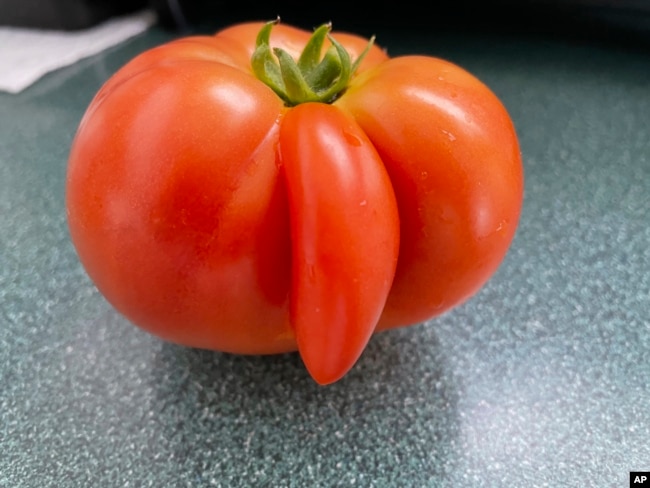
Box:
631, 472, 650, 486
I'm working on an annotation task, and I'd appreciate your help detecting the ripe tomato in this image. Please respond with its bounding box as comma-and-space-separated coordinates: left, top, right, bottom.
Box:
66, 21, 523, 384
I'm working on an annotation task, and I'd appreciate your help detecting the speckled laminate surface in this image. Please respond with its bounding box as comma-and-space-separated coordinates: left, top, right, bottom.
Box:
1, 24, 649, 487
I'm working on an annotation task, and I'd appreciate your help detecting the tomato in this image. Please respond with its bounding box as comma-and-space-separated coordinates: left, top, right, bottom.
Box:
66, 20, 523, 384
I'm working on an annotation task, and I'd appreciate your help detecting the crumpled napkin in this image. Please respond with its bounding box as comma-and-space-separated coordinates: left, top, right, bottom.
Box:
0, 10, 156, 94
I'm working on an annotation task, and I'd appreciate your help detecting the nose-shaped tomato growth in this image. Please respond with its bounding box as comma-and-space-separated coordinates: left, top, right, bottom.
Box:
66, 20, 523, 384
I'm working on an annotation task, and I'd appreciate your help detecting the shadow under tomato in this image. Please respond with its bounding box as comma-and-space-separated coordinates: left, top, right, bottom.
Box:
150, 324, 461, 484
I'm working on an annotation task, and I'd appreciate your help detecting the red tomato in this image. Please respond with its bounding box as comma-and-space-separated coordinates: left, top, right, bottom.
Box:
66, 21, 523, 384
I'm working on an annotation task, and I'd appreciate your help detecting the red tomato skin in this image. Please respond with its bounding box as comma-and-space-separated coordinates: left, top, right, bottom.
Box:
337, 56, 524, 329
66, 23, 524, 382
97, 36, 251, 91
278, 103, 399, 384
66, 60, 298, 354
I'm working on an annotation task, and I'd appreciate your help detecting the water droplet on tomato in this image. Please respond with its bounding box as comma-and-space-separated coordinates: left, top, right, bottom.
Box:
441, 129, 456, 141
343, 130, 362, 147
307, 264, 316, 282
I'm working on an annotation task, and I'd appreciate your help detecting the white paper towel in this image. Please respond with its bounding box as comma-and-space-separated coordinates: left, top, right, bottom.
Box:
0, 10, 156, 94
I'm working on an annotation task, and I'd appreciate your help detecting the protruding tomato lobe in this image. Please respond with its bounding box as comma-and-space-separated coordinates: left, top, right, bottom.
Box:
278, 103, 399, 384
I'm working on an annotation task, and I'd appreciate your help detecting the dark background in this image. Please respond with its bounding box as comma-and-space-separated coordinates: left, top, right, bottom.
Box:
2, 0, 650, 49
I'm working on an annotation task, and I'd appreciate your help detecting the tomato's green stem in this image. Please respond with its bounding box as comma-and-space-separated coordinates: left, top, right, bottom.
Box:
251, 20, 374, 106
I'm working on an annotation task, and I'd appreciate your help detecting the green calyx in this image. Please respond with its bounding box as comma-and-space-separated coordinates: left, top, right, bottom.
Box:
251, 19, 374, 106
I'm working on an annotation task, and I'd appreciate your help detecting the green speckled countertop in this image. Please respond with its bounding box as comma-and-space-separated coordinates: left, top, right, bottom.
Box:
1, 21, 649, 487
